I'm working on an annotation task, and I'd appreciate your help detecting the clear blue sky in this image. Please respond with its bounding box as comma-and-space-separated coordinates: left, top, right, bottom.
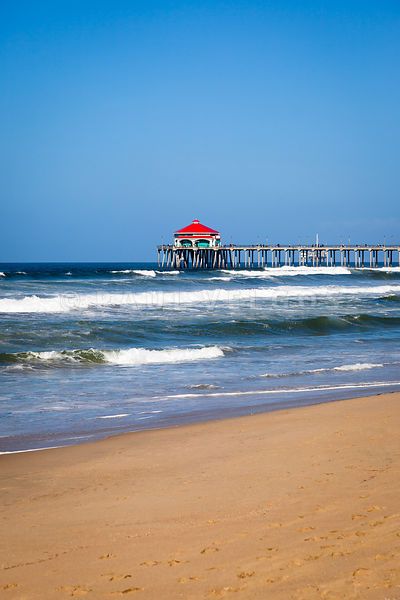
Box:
1, 1, 399, 261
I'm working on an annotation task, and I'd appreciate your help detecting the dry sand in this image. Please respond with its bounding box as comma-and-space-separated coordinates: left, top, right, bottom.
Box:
1, 392, 399, 599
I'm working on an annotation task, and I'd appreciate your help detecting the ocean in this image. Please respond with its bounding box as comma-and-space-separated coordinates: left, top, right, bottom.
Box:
1, 262, 400, 452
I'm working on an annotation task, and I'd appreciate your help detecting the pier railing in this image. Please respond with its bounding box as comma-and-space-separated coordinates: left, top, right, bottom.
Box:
157, 244, 400, 269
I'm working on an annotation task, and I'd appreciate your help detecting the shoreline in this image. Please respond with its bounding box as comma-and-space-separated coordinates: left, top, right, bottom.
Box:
2, 383, 400, 455
1, 391, 399, 598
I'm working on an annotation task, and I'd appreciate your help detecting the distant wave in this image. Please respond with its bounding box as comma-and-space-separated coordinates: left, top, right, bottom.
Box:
183, 313, 400, 337
110, 269, 180, 277
157, 270, 181, 275
208, 276, 233, 281
1, 284, 399, 313
110, 269, 157, 277
381, 294, 400, 303
222, 266, 352, 277
261, 362, 384, 378
356, 266, 400, 273
187, 383, 220, 390
0, 346, 225, 367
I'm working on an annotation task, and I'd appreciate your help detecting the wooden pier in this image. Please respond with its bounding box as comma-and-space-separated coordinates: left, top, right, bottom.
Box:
157, 244, 400, 270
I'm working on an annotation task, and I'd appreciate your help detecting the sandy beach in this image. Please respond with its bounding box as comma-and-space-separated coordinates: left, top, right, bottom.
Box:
1, 392, 399, 599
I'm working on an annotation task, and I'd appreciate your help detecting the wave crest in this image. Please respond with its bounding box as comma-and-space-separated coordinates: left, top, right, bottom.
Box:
1, 284, 400, 313
0, 346, 225, 367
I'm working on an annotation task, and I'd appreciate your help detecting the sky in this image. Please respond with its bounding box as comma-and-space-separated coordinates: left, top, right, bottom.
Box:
1, 0, 400, 261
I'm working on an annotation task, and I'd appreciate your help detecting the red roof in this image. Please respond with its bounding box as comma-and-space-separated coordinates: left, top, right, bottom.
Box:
175, 219, 219, 235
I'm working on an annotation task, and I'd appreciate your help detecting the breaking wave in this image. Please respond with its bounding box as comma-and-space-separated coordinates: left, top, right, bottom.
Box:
0, 346, 226, 367
223, 266, 352, 277
0, 272, 5, 277
2, 284, 400, 313
110, 269, 157, 277
110, 269, 180, 277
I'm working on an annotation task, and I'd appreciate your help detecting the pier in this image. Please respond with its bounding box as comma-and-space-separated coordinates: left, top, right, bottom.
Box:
158, 219, 399, 269
157, 244, 400, 270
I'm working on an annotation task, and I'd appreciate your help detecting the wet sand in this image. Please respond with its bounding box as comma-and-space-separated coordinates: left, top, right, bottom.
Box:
1, 392, 399, 599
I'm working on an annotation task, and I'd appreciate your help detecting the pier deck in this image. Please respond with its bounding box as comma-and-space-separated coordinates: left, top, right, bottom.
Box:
157, 244, 400, 269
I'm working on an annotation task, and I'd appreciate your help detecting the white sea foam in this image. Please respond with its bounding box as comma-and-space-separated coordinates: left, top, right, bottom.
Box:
223, 266, 352, 277
0, 272, 5, 277
102, 346, 224, 365
0, 445, 67, 455
97, 413, 130, 419
1, 284, 399, 313
156, 270, 181, 275
333, 363, 384, 372
163, 380, 400, 400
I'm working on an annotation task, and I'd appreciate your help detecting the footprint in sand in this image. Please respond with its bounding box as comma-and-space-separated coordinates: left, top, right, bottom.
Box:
374, 553, 393, 561
303, 554, 321, 562
178, 576, 201, 583
369, 520, 385, 527
366, 505, 384, 512
111, 588, 143, 595
330, 550, 351, 557
352, 568, 370, 577
237, 571, 255, 579
57, 585, 92, 596
104, 574, 132, 582
208, 586, 242, 597
167, 559, 188, 567
139, 560, 161, 567
266, 575, 288, 584
201, 546, 220, 554
2, 583, 18, 590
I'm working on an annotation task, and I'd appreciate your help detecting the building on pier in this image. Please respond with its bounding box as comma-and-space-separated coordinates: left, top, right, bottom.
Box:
174, 219, 221, 248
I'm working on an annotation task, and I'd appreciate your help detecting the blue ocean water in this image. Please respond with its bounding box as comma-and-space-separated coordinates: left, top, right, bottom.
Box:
1, 262, 400, 452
